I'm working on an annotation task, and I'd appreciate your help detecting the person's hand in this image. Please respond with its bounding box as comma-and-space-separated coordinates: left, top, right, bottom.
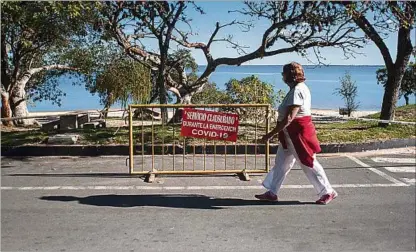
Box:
258, 134, 270, 144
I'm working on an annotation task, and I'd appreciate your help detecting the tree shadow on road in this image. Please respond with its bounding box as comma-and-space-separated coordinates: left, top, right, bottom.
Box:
39, 194, 316, 210
8, 173, 142, 178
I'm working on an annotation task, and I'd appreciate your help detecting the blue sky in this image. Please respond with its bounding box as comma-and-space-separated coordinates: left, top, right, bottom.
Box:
171, 2, 416, 66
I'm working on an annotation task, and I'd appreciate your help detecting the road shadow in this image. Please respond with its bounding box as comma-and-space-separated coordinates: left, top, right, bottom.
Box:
1, 156, 31, 161
8, 173, 266, 179
39, 194, 316, 210
8, 173, 142, 178
1, 165, 16, 168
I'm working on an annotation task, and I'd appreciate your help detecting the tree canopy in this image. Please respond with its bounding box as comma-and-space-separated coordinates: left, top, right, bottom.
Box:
377, 62, 416, 106
93, 1, 365, 107
91, 56, 153, 109
341, 1, 415, 123
1, 1, 101, 124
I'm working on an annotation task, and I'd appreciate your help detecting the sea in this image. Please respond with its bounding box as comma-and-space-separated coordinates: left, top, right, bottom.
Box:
29, 65, 411, 112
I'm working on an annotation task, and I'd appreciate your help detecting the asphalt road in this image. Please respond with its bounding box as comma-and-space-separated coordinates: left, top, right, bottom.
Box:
1, 148, 415, 252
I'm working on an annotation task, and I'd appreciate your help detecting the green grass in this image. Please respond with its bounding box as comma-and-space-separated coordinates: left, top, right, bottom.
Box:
365, 104, 416, 122
1, 120, 415, 146
315, 120, 415, 144
0, 130, 49, 146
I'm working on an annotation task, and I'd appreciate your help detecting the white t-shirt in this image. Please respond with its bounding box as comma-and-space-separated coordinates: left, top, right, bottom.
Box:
277, 82, 312, 122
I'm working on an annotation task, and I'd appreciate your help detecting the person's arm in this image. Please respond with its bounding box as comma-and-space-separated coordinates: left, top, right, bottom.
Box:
260, 105, 300, 143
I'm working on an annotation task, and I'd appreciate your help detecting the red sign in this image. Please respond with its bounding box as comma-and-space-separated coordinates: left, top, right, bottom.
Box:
180, 108, 239, 142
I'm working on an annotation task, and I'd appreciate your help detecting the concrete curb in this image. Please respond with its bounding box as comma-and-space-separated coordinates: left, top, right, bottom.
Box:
1, 138, 415, 156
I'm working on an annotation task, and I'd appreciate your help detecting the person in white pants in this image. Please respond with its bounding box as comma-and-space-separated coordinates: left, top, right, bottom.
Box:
255, 62, 337, 205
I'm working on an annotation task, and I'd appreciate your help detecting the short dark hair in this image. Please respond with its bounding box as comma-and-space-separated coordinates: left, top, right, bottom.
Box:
283, 62, 306, 83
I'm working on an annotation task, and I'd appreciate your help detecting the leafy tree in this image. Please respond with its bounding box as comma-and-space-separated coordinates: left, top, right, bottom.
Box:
27, 45, 117, 107
194, 76, 286, 123
340, 1, 415, 124
335, 72, 359, 117
192, 82, 229, 105
89, 56, 152, 117
1, 1, 100, 125
276, 89, 287, 106
376, 62, 416, 106
225, 76, 277, 106
223, 75, 281, 122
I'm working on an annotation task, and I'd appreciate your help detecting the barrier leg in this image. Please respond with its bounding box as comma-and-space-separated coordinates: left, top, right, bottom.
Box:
238, 171, 251, 181
145, 169, 157, 183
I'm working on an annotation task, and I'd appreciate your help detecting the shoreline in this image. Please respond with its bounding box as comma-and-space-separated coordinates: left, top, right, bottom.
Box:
311, 108, 379, 118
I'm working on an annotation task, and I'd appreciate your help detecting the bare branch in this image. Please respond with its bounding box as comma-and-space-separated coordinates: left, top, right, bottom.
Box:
207, 22, 220, 50
165, 73, 180, 90
212, 36, 250, 55
164, 1, 186, 50
170, 34, 206, 50
110, 17, 161, 69
169, 19, 252, 65
259, 16, 304, 55
167, 86, 181, 100
125, 33, 152, 41
27, 64, 79, 76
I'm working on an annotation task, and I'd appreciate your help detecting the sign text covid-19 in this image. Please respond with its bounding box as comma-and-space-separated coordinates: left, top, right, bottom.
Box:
180, 109, 239, 142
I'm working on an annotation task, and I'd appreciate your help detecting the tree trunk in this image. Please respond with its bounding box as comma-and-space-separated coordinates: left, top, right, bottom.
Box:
379, 73, 401, 126
10, 80, 35, 126
404, 94, 409, 105
168, 92, 193, 124
1, 91, 12, 126
166, 82, 210, 124
102, 105, 110, 119
378, 13, 414, 126
157, 63, 168, 124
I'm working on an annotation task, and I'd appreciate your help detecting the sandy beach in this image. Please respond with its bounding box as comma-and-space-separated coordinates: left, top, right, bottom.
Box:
310, 108, 379, 118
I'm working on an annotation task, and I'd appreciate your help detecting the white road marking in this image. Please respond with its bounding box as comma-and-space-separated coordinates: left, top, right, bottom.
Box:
0, 183, 410, 191
384, 166, 416, 173
401, 178, 416, 185
42, 186, 61, 190
371, 157, 415, 164
345, 155, 408, 186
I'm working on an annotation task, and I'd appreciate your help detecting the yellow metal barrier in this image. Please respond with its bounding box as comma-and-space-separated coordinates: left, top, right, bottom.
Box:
128, 104, 270, 178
